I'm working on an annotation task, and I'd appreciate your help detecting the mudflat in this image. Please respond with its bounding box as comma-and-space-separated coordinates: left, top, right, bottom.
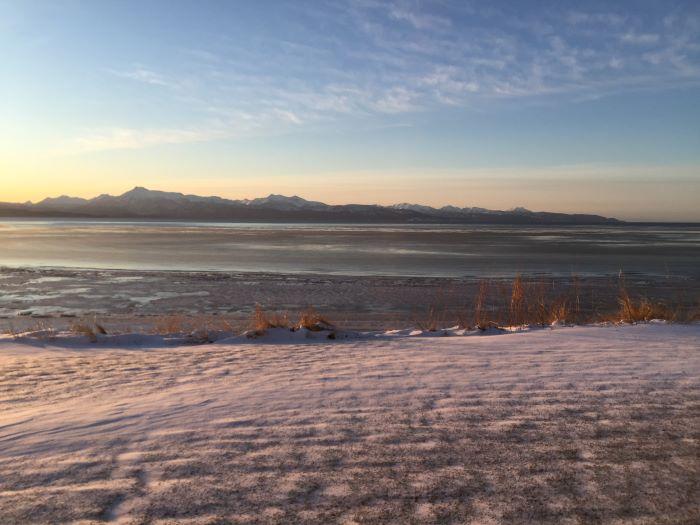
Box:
2, 266, 698, 332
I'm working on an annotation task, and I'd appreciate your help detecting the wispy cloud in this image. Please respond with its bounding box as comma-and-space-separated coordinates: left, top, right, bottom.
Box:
59, 126, 228, 154
565, 11, 626, 27
68, 1, 700, 151
272, 109, 304, 125
106, 67, 178, 88
621, 32, 660, 44
387, 5, 451, 31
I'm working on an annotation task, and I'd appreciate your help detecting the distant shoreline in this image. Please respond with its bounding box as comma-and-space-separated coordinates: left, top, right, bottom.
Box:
2, 215, 700, 226
0, 186, 624, 225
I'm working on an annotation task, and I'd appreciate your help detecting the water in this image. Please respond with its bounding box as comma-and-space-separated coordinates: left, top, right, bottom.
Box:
1, 220, 699, 278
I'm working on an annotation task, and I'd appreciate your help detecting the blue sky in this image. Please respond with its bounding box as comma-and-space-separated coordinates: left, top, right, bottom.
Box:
1, 0, 699, 220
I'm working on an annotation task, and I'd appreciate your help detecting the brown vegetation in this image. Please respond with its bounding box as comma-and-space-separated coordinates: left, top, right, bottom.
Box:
248, 304, 334, 336
446, 273, 693, 331
153, 314, 234, 337
297, 306, 334, 331
249, 304, 291, 334
3, 320, 57, 340
614, 273, 687, 323
415, 305, 444, 332
68, 318, 108, 342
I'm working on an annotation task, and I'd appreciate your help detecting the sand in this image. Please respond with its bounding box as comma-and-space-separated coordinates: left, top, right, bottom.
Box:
0, 323, 698, 524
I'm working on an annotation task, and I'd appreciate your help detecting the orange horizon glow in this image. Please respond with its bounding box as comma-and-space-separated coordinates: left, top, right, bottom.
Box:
3, 162, 700, 222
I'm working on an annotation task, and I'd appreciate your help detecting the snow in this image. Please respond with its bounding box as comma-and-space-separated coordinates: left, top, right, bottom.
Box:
0, 323, 698, 524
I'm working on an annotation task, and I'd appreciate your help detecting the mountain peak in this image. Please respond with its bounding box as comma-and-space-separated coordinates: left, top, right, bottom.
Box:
35, 195, 89, 208
118, 187, 187, 203
391, 203, 440, 215
122, 186, 157, 197
247, 194, 328, 210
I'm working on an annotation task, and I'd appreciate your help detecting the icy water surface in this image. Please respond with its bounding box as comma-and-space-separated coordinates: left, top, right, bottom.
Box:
1, 220, 699, 278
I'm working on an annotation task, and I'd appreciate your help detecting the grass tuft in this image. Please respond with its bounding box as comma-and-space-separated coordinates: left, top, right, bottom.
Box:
248, 304, 291, 335
617, 274, 676, 323
69, 322, 97, 342
255, 304, 290, 329
297, 307, 333, 331
415, 305, 444, 332
509, 274, 526, 326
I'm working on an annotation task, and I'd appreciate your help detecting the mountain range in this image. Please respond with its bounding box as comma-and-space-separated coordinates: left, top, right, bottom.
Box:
0, 187, 622, 224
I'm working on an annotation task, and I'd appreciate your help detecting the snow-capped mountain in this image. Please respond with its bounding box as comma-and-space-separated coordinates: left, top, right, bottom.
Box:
391, 203, 506, 217
1, 187, 621, 224
244, 194, 328, 211
34, 195, 89, 212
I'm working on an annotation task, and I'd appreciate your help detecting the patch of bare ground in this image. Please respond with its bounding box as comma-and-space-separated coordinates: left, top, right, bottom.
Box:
0, 324, 698, 524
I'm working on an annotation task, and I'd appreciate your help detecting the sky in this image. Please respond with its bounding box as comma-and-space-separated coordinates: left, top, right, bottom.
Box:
1, 0, 699, 221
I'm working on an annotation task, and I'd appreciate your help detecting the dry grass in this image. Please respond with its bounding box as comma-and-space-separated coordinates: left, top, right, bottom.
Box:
456, 280, 499, 330
3, 320, 57, 340
458, 277, 576, 329
245, 305, 288, 337
153, 314, 234, 339
248, 305, 335, 336
616, 274, 679, 324
153, 314, 189, 335
179, 275, 700, 336
617, 290, 676, 323
509, 274, 526, 326
528, 281, 574, 326
690, 301, 700, 322
473, 280, 487, 328
448, 273, 694, 331
249, 304, 291, 334
619, 291, 653, 323
68, 318, 108, 342
69, 322, 98, 343
415, 305, 444, 332
571, 273, 582, 323
297, 306, 333, 331
497, 274, 692, 327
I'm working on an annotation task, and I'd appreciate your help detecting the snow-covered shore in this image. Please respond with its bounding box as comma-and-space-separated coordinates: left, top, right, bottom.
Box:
1, 324, 698, 524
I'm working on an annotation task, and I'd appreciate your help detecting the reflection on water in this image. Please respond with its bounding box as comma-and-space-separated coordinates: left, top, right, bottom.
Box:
0, 220, 699, 278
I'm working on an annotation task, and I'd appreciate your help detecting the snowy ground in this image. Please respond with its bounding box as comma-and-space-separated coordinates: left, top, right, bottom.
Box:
0, 324, 698, 524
